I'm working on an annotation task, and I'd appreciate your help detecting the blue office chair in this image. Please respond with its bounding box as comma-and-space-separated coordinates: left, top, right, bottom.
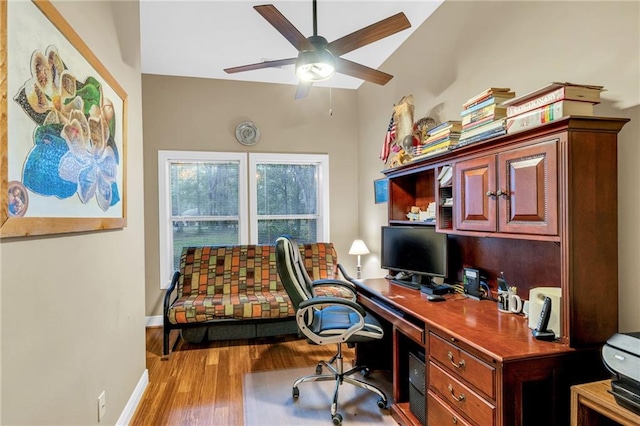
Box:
275, 235, 388, 425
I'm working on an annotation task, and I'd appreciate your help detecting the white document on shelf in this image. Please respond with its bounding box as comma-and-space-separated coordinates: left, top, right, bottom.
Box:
437, 165, 451, 181
440, 167, 453, 186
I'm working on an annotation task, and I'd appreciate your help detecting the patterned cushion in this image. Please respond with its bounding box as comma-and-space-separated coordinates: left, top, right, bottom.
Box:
168, 243, 343, 324
168, 292, 292, 324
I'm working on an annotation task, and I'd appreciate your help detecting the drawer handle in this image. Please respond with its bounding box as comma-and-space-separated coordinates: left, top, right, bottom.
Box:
448, 384, 466, 402
447, 351, 466, 369
452, 416, 458, 424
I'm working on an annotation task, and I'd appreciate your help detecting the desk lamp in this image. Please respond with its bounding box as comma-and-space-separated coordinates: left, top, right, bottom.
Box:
349, 239, 370, 279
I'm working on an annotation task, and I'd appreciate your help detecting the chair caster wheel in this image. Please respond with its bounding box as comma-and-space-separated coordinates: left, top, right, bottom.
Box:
361, 367, 370, 377
316, 364, 323, 374
331, 413, 343, 425
292, 387, 299, 398
377, 398, 387, 409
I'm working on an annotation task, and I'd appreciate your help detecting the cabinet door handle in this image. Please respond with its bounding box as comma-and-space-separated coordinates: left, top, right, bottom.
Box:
486, 190, 496, 197
452, 416, 458, 424
448, 384, 466, 402
447, 351, 466, 369
496, 189, 509, 197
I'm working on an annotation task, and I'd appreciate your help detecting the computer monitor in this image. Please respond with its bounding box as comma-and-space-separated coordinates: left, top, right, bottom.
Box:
381, 225, 448, 286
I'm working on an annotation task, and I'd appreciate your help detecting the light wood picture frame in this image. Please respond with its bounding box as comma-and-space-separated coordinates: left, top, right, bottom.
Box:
1, 0, 127, 238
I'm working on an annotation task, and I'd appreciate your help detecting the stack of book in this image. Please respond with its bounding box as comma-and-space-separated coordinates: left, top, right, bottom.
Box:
502, 82, 602, 134
458, 88, 516, 147
413, 121, 462, 159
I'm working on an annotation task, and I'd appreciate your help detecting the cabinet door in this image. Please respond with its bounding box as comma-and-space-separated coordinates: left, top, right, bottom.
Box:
497, 140, 558, 235
454, 155, 496, 232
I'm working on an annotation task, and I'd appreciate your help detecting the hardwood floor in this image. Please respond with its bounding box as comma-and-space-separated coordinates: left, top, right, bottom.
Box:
131, 327, 356, 425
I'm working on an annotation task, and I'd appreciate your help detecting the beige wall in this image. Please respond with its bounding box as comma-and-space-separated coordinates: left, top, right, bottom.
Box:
142, 76, 361, 317
0, 1, 146, 424
356, 1, 640, 332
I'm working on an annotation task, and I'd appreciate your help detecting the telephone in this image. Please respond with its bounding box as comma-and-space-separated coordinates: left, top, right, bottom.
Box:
532, 296, 556, 341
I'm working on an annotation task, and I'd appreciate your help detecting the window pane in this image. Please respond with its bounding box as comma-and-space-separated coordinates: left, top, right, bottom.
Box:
172, 220, 239, 267
257, 218, 317, 244
256, 164, 318, 215
170, 162, 239, 217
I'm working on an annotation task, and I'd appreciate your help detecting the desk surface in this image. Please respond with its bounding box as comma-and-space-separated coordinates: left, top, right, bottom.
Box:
358, 278, 575, 362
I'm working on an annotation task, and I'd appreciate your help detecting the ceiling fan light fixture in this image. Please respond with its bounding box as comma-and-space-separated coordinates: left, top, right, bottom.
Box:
295, 49, 336, 82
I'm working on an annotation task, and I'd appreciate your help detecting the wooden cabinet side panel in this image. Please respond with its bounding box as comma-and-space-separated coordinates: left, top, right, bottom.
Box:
565, 131, 619, 347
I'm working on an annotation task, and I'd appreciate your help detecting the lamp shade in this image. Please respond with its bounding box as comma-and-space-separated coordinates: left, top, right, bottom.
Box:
349, 239, 370, 256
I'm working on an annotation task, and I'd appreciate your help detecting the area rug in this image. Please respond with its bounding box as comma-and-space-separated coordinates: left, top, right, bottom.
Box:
243, 366, 396, 425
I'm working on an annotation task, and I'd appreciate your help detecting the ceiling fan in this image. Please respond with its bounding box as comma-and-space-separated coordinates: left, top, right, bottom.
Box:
223, 1, 411, 99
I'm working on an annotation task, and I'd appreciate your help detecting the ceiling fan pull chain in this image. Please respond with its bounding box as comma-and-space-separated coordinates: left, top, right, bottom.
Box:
329, 87, 333, 116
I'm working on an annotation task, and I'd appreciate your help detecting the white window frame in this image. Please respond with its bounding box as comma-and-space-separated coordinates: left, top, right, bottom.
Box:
249, 153, 330, 243
157, 151, 248, 289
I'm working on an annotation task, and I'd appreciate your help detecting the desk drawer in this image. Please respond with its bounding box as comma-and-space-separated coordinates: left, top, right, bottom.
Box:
429, 332, 495, 398
427, 391, 472, 426
358, 293, 424, 344
429, 362, 496, 426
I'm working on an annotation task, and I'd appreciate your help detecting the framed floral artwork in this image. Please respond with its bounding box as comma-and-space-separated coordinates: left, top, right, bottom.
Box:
1, 0, 127, 238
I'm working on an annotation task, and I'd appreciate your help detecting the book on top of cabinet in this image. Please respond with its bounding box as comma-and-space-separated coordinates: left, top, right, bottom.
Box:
460, 118, 507, 140
506, 99, 594, 134
463, 87, 514, 109
502, 82, 603, 117
461, 94, 515, 116
426, 120, 462, 137
462, 103, 507, 126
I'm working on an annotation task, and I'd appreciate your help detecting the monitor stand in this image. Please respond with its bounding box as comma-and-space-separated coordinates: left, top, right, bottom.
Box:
420, 278, 452, 295
390, 273, 425, 290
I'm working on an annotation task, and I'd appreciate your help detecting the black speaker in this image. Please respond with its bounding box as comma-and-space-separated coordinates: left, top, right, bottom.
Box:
408, 351, 426, 426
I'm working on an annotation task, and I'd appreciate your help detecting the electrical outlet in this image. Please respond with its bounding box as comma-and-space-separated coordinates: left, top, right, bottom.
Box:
98, 391, 106, 422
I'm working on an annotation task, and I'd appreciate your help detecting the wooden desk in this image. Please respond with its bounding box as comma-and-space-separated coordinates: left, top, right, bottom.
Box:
355, 278, 608, 426
571, 380, 640, 426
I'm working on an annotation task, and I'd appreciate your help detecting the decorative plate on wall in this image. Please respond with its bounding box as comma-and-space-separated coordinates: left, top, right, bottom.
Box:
235, 121, 260, 146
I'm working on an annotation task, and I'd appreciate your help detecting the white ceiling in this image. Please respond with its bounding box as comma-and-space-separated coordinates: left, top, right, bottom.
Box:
140, 1, 444, 90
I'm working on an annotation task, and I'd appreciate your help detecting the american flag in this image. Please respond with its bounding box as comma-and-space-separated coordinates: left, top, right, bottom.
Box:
380, 114, 396, 162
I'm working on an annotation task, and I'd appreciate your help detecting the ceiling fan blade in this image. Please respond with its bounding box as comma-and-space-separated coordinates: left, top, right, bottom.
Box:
224, 58, 297, 74
334, 57, 393, 85
295, 81, 313, 99
327, 12, 411, 57
254, 5, 313, 52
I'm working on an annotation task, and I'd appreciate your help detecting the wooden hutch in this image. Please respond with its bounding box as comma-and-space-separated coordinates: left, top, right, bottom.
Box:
357, 116, 629, 425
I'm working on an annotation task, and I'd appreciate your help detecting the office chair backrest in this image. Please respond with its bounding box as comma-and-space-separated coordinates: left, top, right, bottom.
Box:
275, 236, 314, 310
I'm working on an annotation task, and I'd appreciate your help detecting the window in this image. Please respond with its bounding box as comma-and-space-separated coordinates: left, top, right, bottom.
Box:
250, 153, 329, 244
158, 151, 329, 288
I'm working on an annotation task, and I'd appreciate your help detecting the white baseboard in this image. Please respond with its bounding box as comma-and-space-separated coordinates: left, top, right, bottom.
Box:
117, 369, 148, 425
146, 315, 163, 327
